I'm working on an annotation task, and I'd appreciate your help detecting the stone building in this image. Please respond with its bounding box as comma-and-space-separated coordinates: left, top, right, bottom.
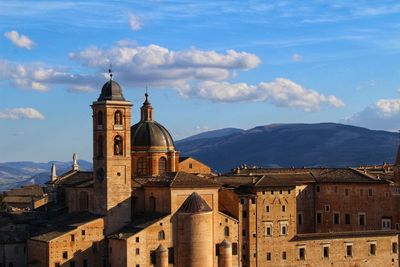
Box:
1, 75, 400, 267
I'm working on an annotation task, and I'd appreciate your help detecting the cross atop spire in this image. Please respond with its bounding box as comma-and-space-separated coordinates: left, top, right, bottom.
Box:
108, 63, 113, 80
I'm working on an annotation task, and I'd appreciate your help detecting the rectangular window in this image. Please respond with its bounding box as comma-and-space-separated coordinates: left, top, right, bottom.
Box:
70, 234, 75, 242
136, 248, 140, 255
265, 224, 272, 236
298, 213, 303, 225
280, 224, 288, 235
266, 252, 271, 261
81, 230, 86, 236
150, 251, 156, 264
299, 247, 305, 260
346, 244, 353, 257
392, 243, 398, 254
359, 213, 366, 226
240, 199, 245, 204
232, 243, 238, 255
266, 206, 270, 212
282, 251, 287, 260
368, 189, 373, 197
325, 205, 330, 212
334, 213, 340, 225
282, 205, 286, 212
369, 243, 376, 256
288, 189, 291, 194
136, 237, 139, 243
242, 229, 246, 236
279, 190, 282, 194
323, 246, 329, 258
316, 212, 322, 224
62, 252, 68, 259
345, 214, 351, 225
271, 190, 274, 195
381, 218, 391, 229
251, 198, 255, 204
242, 211, 247, 218
316, 185, 320, 192
189, 163, 193, 169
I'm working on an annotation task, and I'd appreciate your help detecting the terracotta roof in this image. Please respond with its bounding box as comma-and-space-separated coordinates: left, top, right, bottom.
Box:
212, 176, 262, 187
311, 168, 386, 184
133, 172, 219, 188
3, 196, 35, 204
177, 192, 212, 213
30, 212, 102, 242
54, 171, 93, 187
109, 213, 169, 239
4, 185, 44, 197
255, 173, 315, 187
293, 230, 399, 241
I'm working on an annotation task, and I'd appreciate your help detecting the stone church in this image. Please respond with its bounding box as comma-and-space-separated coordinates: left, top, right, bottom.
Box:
1, 75, 400, 267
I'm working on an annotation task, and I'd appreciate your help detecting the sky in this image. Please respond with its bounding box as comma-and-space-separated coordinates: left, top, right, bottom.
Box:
0, 0, 399, 162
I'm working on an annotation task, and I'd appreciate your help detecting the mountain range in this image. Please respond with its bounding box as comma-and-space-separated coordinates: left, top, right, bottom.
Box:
0, 123, 398, 191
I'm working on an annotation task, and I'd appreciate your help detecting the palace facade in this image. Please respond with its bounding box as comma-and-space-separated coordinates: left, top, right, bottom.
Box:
1, 76, 400, 267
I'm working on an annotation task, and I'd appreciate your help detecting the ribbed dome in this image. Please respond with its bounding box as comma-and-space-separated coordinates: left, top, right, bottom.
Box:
98, 80, 125, 101
177, 192, 212, 214
131, 121, 175, 152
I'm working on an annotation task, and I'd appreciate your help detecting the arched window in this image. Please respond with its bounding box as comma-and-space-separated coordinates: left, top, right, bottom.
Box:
79, 191, 89, 211
97, 111, 103, 126
149, 196, 156, 212
97, 135, 103, 157
114, 110, 122, 125
114, 135, 123, 155
224, 226, 230, 237
137, 157, 147, 176
158, 230, 165, 240
158, 157, 167, 175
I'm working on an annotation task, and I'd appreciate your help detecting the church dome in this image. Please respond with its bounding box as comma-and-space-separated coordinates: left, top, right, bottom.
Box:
131, 93, 175, 152
98, 80, 126, 101
131, 121, 175, 152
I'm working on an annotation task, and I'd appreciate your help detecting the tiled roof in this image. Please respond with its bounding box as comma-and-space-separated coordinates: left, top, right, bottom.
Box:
177, 192, 212, 213
255, 173, 315, 187
109, 213, 169, 240
311, 168, 386, 184
212, 176, 262, 187
30, 212, 102, 242
4, 185, 44, 197
133, 172, 219, 188
3, 196, 35, 204
293, 230, 399, 241
54, 171, 93, 187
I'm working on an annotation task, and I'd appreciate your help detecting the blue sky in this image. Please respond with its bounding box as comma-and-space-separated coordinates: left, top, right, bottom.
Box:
0, 0, 399, 162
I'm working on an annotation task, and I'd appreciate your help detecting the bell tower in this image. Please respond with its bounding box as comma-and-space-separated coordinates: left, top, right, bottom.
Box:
91, 71, 132, 234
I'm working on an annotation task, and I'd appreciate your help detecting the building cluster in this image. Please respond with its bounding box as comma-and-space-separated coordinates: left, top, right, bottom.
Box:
0, 76, 400, 267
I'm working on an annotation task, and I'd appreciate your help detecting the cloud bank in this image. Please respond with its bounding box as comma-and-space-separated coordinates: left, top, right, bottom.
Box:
4, 30, 34, 49
0, 108, 44, 120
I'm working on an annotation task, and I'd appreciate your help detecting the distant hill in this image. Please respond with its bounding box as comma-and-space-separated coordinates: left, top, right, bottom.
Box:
176, 123, 399, 172
0, 160, 92, 191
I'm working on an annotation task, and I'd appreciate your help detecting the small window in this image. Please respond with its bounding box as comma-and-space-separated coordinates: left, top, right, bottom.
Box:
369, 243, 376, 256
266, 206, 270, 212
345, 214, 351, 225
281, 224, 288, 235
359, 213, 366, 226
114, 110, 122, 125
334, 213, 340, 225
136, 248, 140, 255
114, 135, 123, 155
316, 185, 320, 192
242, 229, 246, 236
189, 163, 193, 169
158, 230, 165, 240
224, 226, 229, 237
136, 237, 140, 243
382, 218, 391, 230
158, 157, 167, 175
346, 244, 353, 257
62, 251, 68, 259
240, 199, 245, 204
265, 226, 272, 236
299, 247, 305, 260
288, 189, 291, 194
81, 230, 86, 236
266, 252, 271, 261
232, 243, 238, 255
323, 246, 329, 258
242, 211, 247, 218
298, 213, 303, 225
251, 198, 255, 204
368, 189, 373, 197
392, 242, 398, 253
282, 205, 286, 212
325, 205, 330, 212
271, 190, 274, 195
316, 212, 322, 224
97, 111, 103, 126
282, 251, 287, 260
71, 234, 75, 242
279, 190, 282, 194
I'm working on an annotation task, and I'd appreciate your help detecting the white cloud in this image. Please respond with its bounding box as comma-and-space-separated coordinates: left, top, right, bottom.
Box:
292, 53, 303, 62
343, 98, 400, 131
191, 78, 344, 111
128, 12, 143, 31
4, 30, 34, 49
0, 108, 44, 120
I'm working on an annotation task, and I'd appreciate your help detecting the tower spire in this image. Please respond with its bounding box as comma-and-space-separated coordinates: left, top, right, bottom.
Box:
108, 63, 113, 80
141, 89, 153, 121
51, 163, 57, 182
72, 153, 79, 171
